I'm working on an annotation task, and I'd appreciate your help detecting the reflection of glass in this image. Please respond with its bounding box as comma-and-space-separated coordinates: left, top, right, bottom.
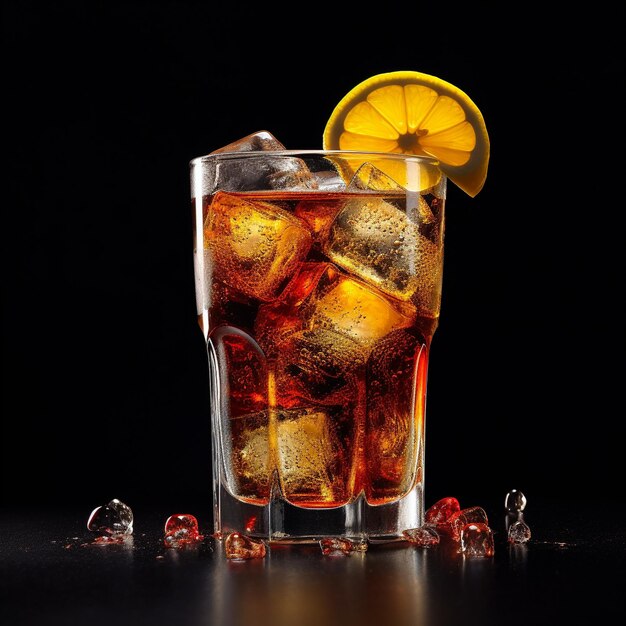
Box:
191, 151, 446, 542
208, 541, 427, 626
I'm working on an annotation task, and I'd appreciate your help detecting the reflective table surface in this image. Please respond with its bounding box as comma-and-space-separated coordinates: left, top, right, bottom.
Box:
2, 498, 624, 626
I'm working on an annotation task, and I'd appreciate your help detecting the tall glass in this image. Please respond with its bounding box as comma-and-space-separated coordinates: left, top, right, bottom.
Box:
190, 150, 445, 543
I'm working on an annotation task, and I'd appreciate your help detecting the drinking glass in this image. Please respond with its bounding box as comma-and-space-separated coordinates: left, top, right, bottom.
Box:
190, 149, 445, 543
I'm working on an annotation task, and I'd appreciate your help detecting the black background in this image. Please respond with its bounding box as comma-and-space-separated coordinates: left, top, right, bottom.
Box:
2, 1, 624, 517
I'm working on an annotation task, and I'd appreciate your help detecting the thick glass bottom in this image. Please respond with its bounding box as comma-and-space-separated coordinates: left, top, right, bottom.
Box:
214, 481, 423, 544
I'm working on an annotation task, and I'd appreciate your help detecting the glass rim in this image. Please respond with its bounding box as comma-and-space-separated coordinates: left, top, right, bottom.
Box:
189, 149, 440, 168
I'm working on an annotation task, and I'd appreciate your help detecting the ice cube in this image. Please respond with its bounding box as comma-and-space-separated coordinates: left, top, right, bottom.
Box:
424, 497, 461, 527
308, 267, 416, 347
87, 499, 133, 536
341, 152, 443, 194
294, 197, 346, 241
350, 162, 405, 191
277, 405, 358, 508
205, 192, 312, 301
254, 262, 339, 353
228, 411, 272, 505
211, 130, 286, 153
323, 195, 442, 310
351, 162, 441, 239
224, 532, 267, 559
364, 329, 427, 504
460, 523, 495, 557
225, 402, 361, 508
211, 130, 317, 191
255, 262, 416, 356
350, 162, 444, 245
275, 329, 366, 408
319, 537, 368, 556
508, 519, 531, 544
311, 170, 347, 191
403, 526, 440, 547
504, 489, 527, 513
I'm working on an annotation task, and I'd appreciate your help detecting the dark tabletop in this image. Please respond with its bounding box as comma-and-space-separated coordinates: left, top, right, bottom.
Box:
1, 499, 624, 626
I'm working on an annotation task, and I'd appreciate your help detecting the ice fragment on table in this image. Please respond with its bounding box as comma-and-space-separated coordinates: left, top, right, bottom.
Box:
323, 194, 442, 308
403, 526, 440, 547
424, 497, 461, 527
319, 537, 368, 556
163, 514, 203, 548
508, 519, 531, 544
205, 192, 312, 301
504, 489, 527, 513
224, 532, 267, 559
87, 499, 133, 536
460, 523, 494, 557
211, 130, 317, 191
448, 506, 488, 541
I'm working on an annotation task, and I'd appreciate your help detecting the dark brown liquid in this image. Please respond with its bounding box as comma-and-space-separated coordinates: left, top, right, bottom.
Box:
199, 190, 443, 508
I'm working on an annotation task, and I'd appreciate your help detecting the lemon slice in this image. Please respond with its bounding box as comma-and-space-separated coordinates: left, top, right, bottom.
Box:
323, 70, 490, 197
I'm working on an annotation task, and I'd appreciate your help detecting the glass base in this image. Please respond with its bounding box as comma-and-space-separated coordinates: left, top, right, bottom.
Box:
215, 482, 424, 544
